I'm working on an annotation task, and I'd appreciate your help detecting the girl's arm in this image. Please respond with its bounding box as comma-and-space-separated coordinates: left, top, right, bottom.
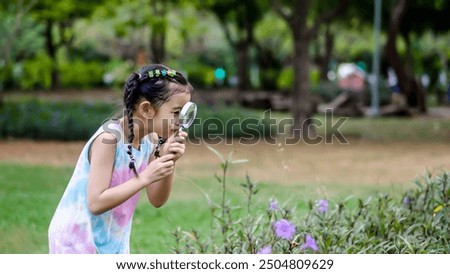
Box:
145, 131, 187, 207
146, 169, 175, 208
88, 132, 174, 215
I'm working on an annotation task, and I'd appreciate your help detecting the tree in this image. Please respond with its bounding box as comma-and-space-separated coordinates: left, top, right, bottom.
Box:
384, 0, 426, 112
391, 0, 450, 110
149, 1, 168, 63
0, 0, 38, 68
205, 0, 266, 91
254, 11, 291, 90
346, 0, 450, 112
98, 0, 188, 64
311, 24, 334, 81
0, 0, 39, 104
31, 0, 103, 90
271, 0, 349, 138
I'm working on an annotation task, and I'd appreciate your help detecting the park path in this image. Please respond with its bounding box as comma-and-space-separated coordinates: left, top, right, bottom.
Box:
1, 138, 449, 186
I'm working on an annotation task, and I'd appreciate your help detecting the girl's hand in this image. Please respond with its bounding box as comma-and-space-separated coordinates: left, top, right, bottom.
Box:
141, 154, 175, 184
161, 131, 187, 162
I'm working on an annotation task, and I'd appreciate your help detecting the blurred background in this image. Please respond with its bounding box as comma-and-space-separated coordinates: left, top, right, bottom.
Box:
0, 0, 449, 253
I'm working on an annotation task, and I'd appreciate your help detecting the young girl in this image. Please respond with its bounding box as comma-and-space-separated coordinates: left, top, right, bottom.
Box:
48, 64, 193, 254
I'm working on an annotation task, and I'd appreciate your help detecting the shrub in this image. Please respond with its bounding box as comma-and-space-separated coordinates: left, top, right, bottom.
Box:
186, 103, 272, 141
19, 52, 52, 90
276, 67, 294, 91
172, 148, 449, 254
276, 68, 322, 91
103, 59, 136, 88
185, 64, 216, 89
60, 59, 106, 89
0, 99, 115, 140
0, 101, 272, 141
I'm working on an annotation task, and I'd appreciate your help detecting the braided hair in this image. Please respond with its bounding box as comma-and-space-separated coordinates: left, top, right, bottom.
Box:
123, 64, 193, 175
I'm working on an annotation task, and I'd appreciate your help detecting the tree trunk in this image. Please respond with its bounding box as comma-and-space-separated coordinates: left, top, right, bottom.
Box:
291, 35, 315, 140
150, 30, 166, 63
384, 0, 426, 112
149, 3, 167, 63
236, 42, 250, 91
283, 0, 315, 140
313, 25, 334, 81
321, 26, 333, 80
272, 0, 348, 140
45, 20, 59, 90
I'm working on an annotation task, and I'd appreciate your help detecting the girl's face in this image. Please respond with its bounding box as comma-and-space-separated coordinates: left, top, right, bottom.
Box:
149, 92, 191, 139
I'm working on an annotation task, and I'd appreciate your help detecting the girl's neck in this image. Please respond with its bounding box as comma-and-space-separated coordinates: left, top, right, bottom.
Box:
119, 117, 146, 149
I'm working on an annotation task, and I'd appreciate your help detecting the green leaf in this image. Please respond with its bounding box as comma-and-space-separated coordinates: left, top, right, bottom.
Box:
181, 231, 198, 241
414, 178, 423, 189
231, 159, 249, 165
207, 145, 225, 163
433, 205, 443, 214
397, 235, 414, 253
214, 173, 222, 183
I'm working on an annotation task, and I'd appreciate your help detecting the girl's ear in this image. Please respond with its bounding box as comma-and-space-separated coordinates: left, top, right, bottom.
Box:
137, 101, 156, 119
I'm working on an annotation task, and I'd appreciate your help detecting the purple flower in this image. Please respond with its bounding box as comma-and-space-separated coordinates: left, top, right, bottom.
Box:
300, 234, 318, 252
403, 197, 410, 205
269, 200, 279, 211
315, 199, 328, 213
257, 246, 272, 254
273, 219, 296, 240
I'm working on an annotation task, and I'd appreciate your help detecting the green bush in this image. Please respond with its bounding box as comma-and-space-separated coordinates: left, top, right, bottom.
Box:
0, 100, 115, 140
276, 68, 321, 91
0, 100, 272, 141
185, 64, 216, 89
259, 68, 280, 90
103, 59, 135, 88
276, 67, 294, 91
172, 149, 449, 254
20, 52, 52, 90
186, 103, 272, 141
60, 59, 106, 89
0, 63, 14, 91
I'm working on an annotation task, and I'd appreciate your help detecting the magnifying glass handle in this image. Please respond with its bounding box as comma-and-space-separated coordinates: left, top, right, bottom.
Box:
174, 127, 186, 142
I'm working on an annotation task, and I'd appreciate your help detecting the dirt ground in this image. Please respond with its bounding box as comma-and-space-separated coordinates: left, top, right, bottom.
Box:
1, 138, 449, 186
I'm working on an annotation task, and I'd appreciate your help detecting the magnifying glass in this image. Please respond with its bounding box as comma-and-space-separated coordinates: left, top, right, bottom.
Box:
155, 102, 197, 158
178, 102, 197, 132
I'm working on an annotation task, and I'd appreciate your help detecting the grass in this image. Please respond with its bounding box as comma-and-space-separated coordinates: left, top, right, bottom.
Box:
324, 115, 450, 142
263, 112, 450, 143
0, 164, 72, 253
0, 162, 402, 254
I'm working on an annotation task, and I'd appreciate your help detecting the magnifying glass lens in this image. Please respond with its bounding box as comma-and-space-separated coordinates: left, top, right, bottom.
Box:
179, 102, 197, 131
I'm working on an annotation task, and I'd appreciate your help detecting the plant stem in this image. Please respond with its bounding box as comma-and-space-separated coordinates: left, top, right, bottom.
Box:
221, 161, 228, 221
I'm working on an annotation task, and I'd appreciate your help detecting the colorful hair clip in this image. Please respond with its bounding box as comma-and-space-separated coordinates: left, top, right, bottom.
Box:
168, 69, 176, 77
148, 69, 177, 79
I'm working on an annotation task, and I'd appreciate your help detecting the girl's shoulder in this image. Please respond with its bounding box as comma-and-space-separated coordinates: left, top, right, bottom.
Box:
100, 119, 123, 142
85, 121, 121, 163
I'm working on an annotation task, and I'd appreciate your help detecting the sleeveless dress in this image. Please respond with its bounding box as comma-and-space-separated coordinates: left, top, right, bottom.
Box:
48, 120, 154, 253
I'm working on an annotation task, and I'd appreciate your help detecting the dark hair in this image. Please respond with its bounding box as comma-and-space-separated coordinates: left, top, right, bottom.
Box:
123, 64, 193, 175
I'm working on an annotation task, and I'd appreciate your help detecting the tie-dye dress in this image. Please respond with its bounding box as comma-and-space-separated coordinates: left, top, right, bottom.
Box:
48, 121, 153, 253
